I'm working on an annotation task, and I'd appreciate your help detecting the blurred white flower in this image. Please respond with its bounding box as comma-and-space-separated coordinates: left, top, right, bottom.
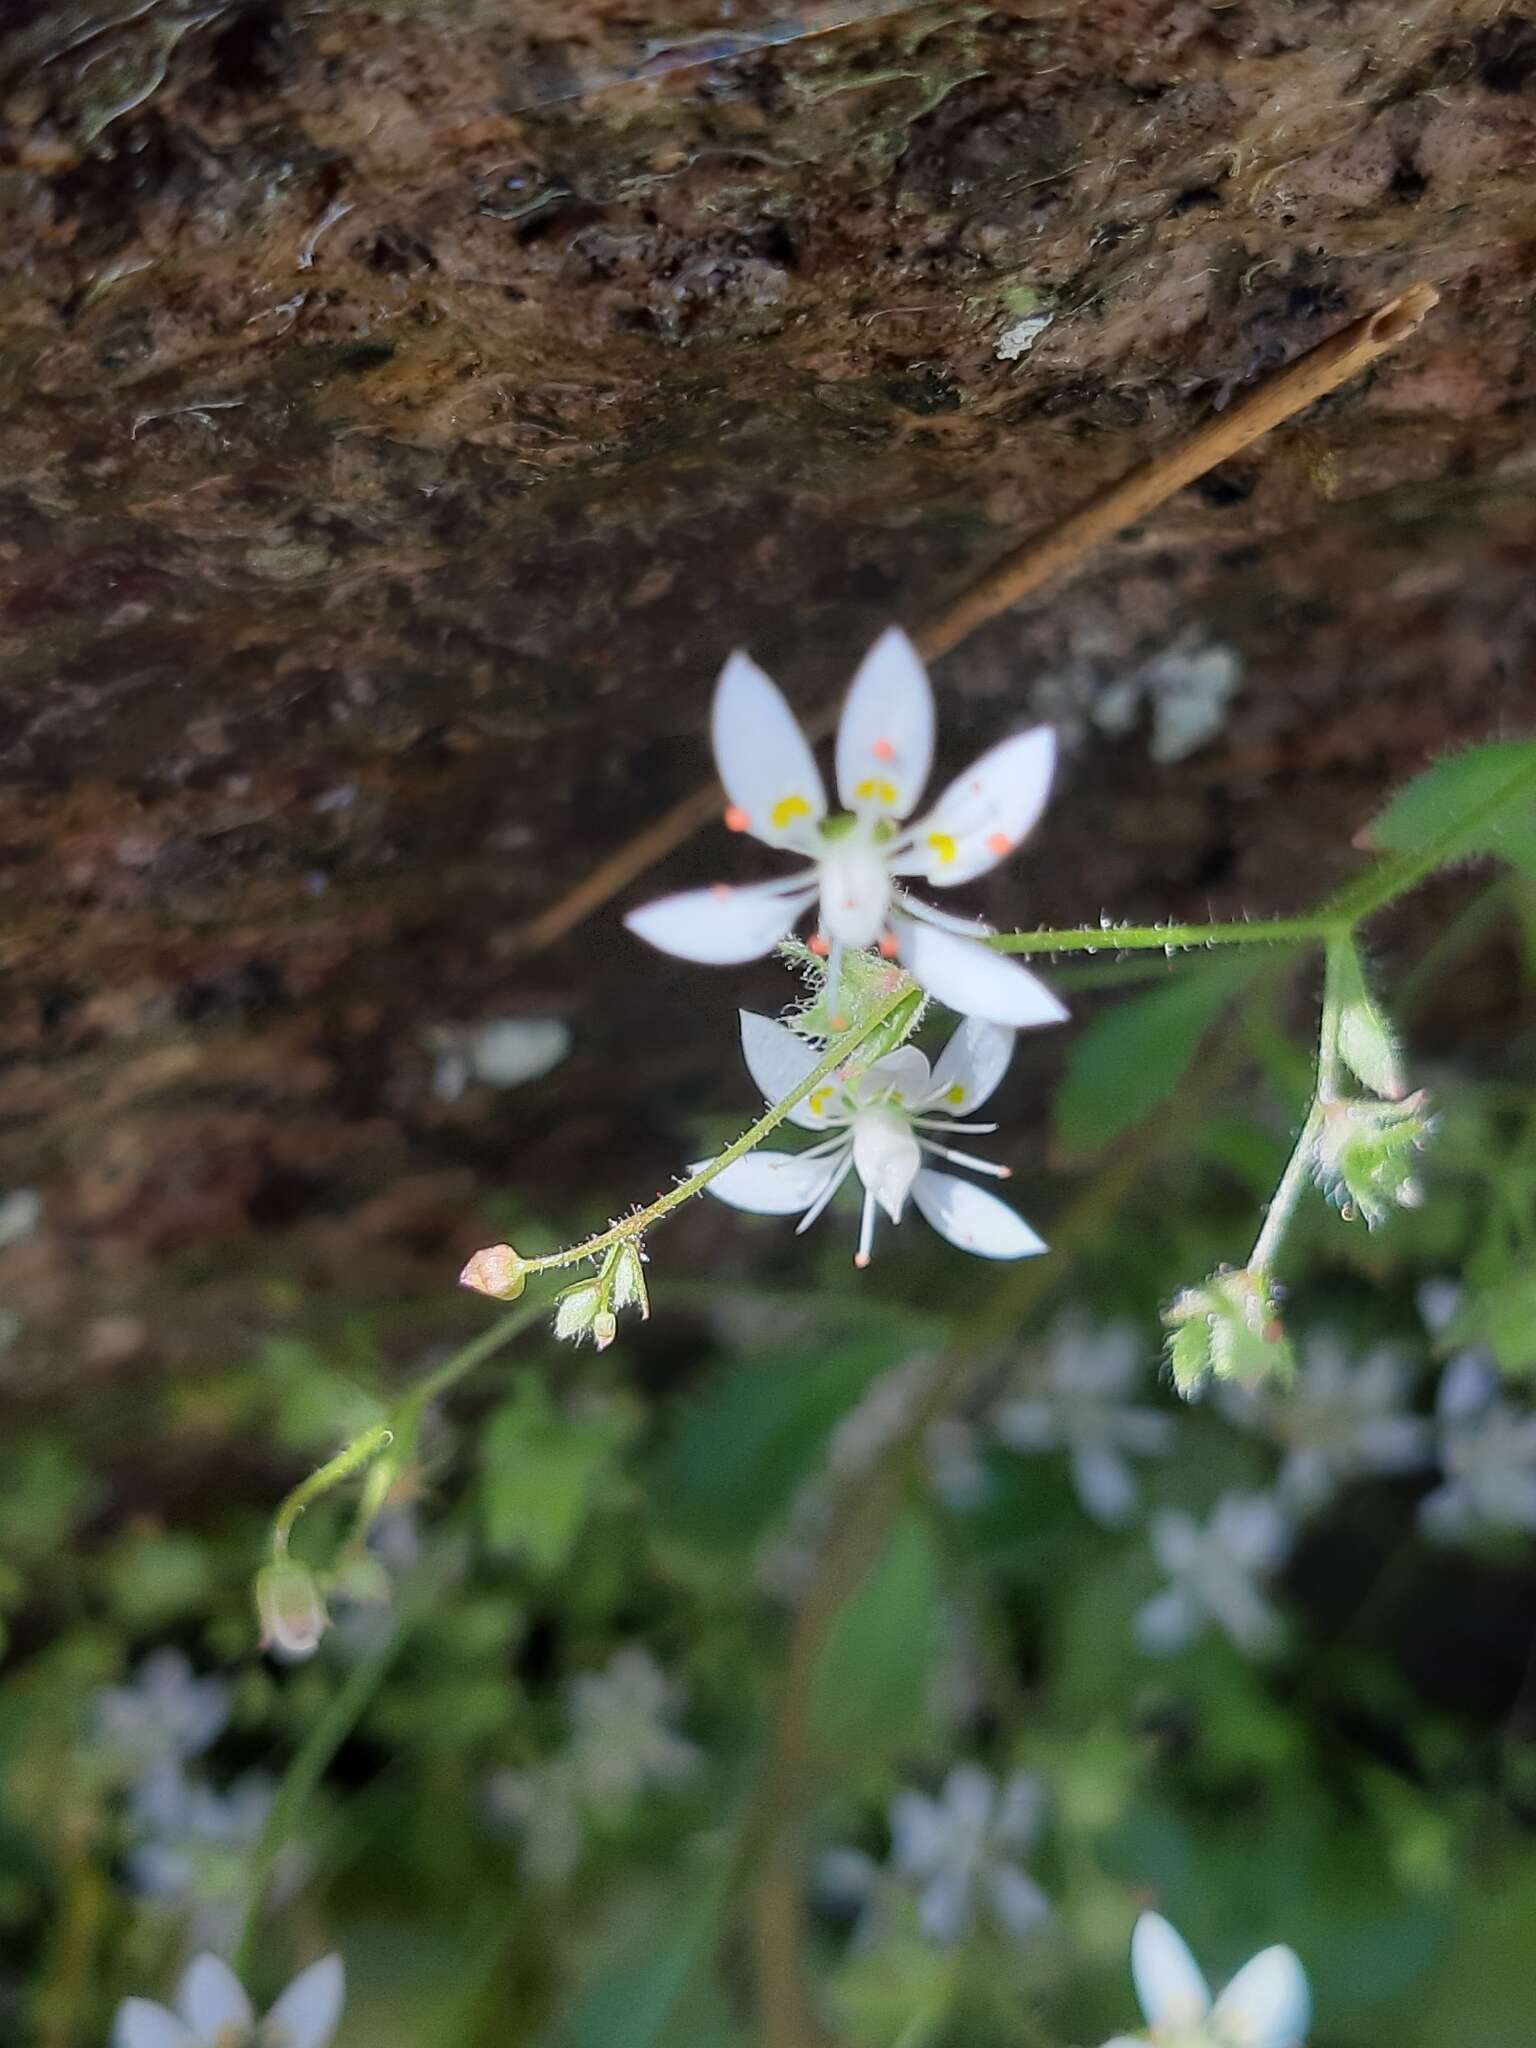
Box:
1100, 1910, 1309, 2047
1136, 1493, 1292, 1659
114, 1951, 343, 2048
1221, 1333, 1432, 1516
565, 1646, 701, 1806
701, 1012, 1047, 1265
429, 1016, 571, 1101
992, 1314, 1174, 1526
125, 1765, 308, 1950
847, 1769, 1056, 1941
625, 628, 1068, 1027
484, 1762, 585, 1886
91, 1650, 230, 1771
0, 1187, 41, 1249
1419, 1352, 1536, 1541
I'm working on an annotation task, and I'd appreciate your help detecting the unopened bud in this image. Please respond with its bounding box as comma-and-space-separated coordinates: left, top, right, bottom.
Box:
1163, 1266, 1295, 1400
553, 1283, 602, 1343
256, 1557, 329, 1661
592, 1310, 618, 1350
460, 1243, 528, 1300
1313, 1090, 1434, 1227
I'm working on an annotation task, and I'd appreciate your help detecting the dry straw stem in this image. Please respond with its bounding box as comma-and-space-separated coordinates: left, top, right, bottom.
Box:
508, 281, 1438, 959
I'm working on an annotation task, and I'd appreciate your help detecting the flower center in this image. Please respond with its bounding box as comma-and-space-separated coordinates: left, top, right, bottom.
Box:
819, 834, 890, 950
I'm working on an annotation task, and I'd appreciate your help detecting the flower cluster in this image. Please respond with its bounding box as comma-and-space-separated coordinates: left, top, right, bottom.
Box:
621, 630, 1067, 1290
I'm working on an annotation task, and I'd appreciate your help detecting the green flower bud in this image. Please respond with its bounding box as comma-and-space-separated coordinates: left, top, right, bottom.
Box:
1312, 1090, 1434, 1227
459, 1243, 528, 1300
256, 1556, 329, 1660
1163, 1267, 1296, 1399
553, 1283, 602, 1342
610, 1241, 650, 1321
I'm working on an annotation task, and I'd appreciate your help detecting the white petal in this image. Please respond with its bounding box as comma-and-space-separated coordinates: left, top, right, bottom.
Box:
1071, 1444, 1138, 1528
943, 1762, 997, 1830
1130, 1913, 1211, 2030
624, 876, 815, 964
894, 915, 1067, 1029
738, 1011, 834, 1129
1212, 1492, 1291, 1572
911, 1168, 1046, 1260
889, 1789, 947, 1877
834, 627, 935, 819
1134, 1585, 1202, 1656
1437, 1351, 1496, 1423
178, 1955, 254, 2037
711, 651, 826, 847
262, 1954, 346, 2048
819, 838, 893, 949
1098, 2037, 1147, 2047
113, 2003, 199, 2048
854, 1045, 933, 1107
917, 1863, 974, 1945
852, 1111, 922, 1224
925, 1017, 1015, 1114
903, 727, 1056, 885
700, 1148, 846, 1217
988, 1862, 1052, 1943
1210, 1946, 1310, 2048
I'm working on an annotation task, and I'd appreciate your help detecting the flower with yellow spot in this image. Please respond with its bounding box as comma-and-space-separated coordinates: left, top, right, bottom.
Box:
114, 1953, 344, 2048
625, 628, 1068, 1030
695, 1010, 1047, 1268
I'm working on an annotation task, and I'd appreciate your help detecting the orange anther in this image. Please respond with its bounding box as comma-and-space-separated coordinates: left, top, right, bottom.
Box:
878, 931, 899, 959
986, 831, 1013, 856
829, 1013, 850, 1032
808, 934, 830, 957
724, 804, 751, 832
872, 737, 895, 762
853, 1251, 871, 1268
710, 883, 732, 900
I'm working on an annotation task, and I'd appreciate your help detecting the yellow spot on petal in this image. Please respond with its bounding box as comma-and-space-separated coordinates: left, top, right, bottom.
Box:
945, 1084, 966, 1105
855, 777, 898, 807
927, 830, 958, 866
771, 794, 812, 830
809, 1086, 832, 1116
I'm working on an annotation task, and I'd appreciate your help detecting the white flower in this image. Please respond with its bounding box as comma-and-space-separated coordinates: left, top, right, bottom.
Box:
114, 1952, 344, 2048
1100, 1911, 1309, 2047
565, 1646, 701, 1806
125, 1765, 309, 1949
624, 629, 1068, 1029
889, 1764, 1051, 1945
700, 1011, 1046, 1266
1221, 1333, 1433, 1516
1418, 1352, 1536, 1540
1135, 1492, 1292, 1659
91, 1650, 230, 1770
992, 1314, 1174, 1526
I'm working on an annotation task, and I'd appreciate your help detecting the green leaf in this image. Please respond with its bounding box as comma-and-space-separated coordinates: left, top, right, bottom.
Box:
811, 1511, 943, 1760
1054, 953, 1265, 1154
655, 1335, 901, 1552
1327, 937, 1404, 1100
1367, 740, 1536, 876
480, 1374, 633, 1573
558, 1884, 729, 2048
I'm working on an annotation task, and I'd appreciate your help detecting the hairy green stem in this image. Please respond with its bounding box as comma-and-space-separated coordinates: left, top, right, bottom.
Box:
1247, 1100, 1324, 1278
233, 1601, 412, 1979
519, 984, 924, 1276
989, 914, 1320, 956
272, 1425, 395, 1559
